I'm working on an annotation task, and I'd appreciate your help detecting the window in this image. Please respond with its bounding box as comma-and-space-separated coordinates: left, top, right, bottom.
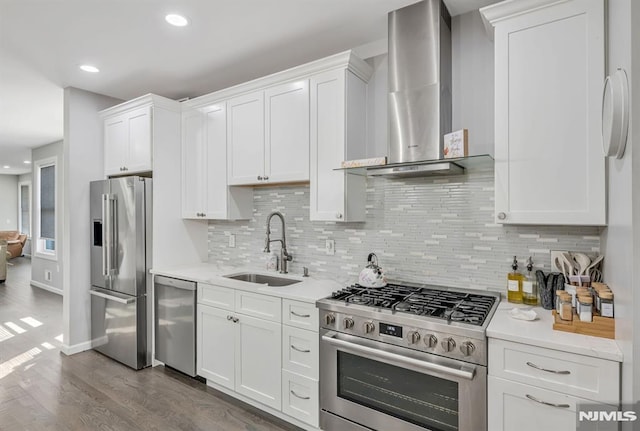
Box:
35, 157, 57, 258
18, 182, 31, 237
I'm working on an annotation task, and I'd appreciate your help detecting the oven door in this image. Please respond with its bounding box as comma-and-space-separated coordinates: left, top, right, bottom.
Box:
320, 330, 486, 431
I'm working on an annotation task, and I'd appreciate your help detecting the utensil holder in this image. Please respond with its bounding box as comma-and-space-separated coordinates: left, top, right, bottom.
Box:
536, 270, 565, 310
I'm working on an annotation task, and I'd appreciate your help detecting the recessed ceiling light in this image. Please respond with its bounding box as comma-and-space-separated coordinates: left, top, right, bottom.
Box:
24, 160, 31, 164
165, 14, 189, 27
3, 165, 10, 169
80, 65, 100, 73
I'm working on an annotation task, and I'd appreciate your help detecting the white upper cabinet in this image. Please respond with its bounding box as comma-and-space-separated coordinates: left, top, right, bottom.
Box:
227, 91, 265, 185
310, 64, 371, 222
103, 105, 152, 176
265, 80, 310, 183
227, 81, 310, 186
182, 102, 252, 220
481, 0, 606, 225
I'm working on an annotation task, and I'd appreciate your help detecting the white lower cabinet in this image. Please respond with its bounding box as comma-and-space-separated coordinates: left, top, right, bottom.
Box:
197, 284, 320, 429
488, 375, 618, 431
282, 370, 319, 427
488, 338, 620, 431
235, 313, 282, 409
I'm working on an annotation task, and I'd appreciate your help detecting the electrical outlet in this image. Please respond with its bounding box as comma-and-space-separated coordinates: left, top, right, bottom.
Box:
44, 270, 52, 282
550, 250, 568, 272
325, 239, 335, 256
228, 234, 236, 248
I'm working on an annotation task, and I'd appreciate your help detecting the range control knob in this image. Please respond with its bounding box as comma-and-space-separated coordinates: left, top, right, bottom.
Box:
441, 337, 456, 352
460, 341, 476, 356
324, 313, 336, 326
343, 318, 355, 329
363, 321, 376, 334
424, 334, 438, 348
407, 331, 421, 344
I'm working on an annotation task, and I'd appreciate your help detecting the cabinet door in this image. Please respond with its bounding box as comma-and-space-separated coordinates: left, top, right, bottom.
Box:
488, 375, 617, 431
493, 0, 605, 225
265, 80, 310, 183
126, 106, 153, 173
182, 108, 205, 218
104, 114, 128, 176
203, 103, 229, 218
227, 91, 265, 185
197, 304, 235, 390
235, 314, 282, 409
310, 69, 366, 222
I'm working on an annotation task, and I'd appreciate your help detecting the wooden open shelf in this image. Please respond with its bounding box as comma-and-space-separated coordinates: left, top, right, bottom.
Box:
552, 310, 615, 339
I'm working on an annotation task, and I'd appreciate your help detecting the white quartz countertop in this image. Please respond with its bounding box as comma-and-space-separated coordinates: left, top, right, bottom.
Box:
150, 263, 340, 304
487, 302, 623, 362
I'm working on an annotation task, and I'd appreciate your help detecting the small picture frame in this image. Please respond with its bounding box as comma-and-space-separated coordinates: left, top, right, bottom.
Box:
443, 129, 468, 159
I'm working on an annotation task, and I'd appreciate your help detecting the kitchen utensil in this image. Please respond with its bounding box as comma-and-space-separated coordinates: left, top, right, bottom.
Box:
536, 270, 554, 310
590, 268, 603, 283
572, 253, 591, 275
358, 253, 387, 288
583, 254, 604, 275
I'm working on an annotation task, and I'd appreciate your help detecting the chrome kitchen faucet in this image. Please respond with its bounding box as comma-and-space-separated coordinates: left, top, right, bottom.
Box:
264, 211, 293, 274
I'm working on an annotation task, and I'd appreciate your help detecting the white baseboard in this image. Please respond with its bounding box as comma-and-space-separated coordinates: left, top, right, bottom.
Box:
61, 339, 93, 356
30, 280, 63, 295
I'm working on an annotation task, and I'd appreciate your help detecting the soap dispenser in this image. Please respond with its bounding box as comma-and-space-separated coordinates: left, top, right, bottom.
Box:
522, 256, 538, 306
507, 256, 524, 303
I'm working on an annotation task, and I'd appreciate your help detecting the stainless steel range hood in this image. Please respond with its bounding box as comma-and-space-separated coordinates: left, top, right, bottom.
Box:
385, 0, 453, 174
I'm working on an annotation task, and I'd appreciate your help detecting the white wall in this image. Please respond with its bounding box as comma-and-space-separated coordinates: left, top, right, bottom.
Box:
451, 11, 494, 156
62, 87, 122, 354
0, 174, 18, 230
31, 140, 63, 293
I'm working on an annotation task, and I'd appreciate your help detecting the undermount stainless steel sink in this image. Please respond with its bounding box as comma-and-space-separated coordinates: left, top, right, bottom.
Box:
224, 273, 301, 287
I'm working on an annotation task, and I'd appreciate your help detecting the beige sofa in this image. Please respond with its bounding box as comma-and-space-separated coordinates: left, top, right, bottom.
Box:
0, 231, 27, 259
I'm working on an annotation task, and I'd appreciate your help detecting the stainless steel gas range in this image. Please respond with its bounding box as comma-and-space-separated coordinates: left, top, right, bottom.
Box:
317, 283, 500, 431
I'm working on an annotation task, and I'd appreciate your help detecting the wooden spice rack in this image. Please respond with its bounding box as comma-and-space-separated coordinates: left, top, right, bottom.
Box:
552, 310, 615, 339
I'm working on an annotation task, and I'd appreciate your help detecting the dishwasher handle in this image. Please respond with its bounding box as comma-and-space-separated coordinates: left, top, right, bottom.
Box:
154, 276, 196, 291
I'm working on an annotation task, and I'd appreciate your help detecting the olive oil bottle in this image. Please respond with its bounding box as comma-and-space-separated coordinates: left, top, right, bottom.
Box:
522, 257, 539, 306
507, 256, 524, 303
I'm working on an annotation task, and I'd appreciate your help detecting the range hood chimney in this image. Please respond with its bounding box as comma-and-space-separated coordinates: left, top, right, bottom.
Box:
383, 0, 452, 175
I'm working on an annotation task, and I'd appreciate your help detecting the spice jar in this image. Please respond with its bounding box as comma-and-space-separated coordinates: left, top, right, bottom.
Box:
599, 291, 614, 318
555, 290, 565, 314
578, 295, 593, 322
559, 293, 573, 321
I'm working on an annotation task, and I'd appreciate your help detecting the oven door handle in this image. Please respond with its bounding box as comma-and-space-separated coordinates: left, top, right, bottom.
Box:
322, 334, 476, 380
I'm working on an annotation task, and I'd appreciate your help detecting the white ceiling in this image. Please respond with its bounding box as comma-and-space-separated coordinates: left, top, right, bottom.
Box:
0, 0, 496, 175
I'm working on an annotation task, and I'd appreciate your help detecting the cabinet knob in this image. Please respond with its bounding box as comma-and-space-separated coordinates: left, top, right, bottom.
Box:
335, 212, 343, 219
497, 212, 507, 220
257, 175, 263, 180
263, 176, 269, 180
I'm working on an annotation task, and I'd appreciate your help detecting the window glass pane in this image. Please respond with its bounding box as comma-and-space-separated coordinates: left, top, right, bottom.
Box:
45, 239, 55, 251
20, 184, 30, 236
40, 165, 55, 240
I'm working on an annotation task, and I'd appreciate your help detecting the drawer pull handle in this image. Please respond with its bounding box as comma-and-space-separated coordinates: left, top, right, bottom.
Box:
291, 345, 311, 353
290, 390, 310, 400
290, 311, 311, 318
526, 361, 571, 375
525, 394, 570, 409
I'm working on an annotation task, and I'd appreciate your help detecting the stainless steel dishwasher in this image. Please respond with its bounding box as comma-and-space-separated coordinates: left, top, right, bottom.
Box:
154, 275, 197, 376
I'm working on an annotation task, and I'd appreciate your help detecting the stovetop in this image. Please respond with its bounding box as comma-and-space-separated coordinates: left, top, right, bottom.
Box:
326, 283, 497, 326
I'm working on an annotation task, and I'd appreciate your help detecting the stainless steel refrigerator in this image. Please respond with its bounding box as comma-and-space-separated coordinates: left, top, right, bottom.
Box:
90, 176, 152, 370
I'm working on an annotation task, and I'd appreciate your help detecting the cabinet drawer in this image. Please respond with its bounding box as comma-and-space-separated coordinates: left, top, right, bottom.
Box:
197, 283, 234, 310
489, 339, 619, 403
235, 291, 281, 322
282, 299, 318, 331
488, 375, 618, 431
282, 326, 318, 379
281, 370, 319, 427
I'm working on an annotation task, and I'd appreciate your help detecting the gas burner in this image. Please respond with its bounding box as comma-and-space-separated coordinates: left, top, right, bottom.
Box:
394, 302, 411, 312
347, 296, 370, 305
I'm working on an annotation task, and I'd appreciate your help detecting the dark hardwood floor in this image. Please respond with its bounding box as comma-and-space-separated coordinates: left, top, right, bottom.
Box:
0, 257, 300, 431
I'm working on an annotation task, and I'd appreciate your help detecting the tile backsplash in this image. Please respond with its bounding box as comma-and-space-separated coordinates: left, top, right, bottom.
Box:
208, 170, 601, 293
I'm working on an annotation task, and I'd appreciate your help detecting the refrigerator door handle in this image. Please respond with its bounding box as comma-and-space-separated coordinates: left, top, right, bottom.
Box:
102, 194, 110, 277
110, 195, 119, 275
90, 288, 136, 304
